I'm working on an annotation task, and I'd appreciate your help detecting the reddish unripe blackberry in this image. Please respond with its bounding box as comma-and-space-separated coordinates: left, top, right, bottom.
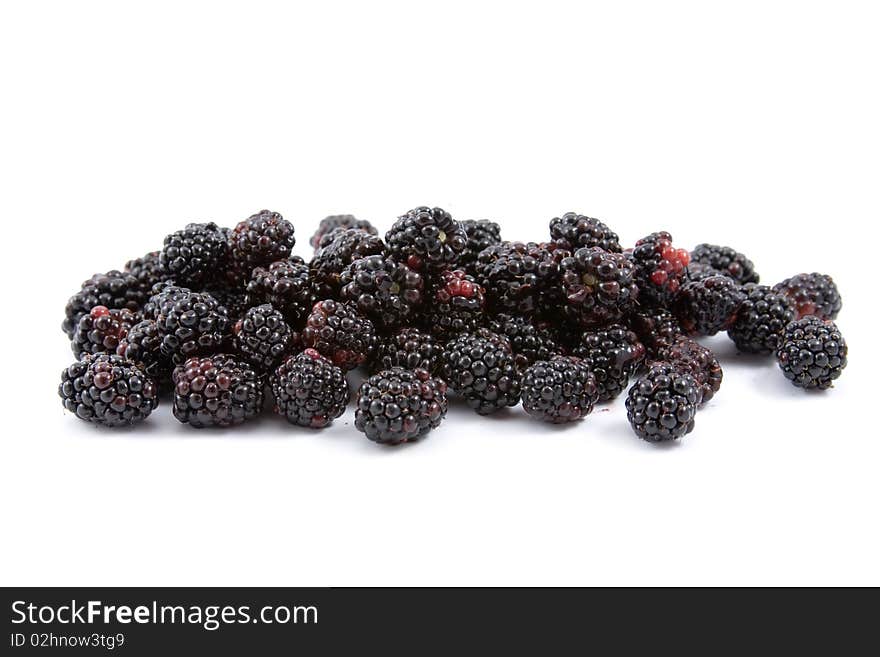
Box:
371, 328, 445, 375
385, 206, 468, 273
459, 219, 502, 275
63, 270, 147, 338
160, 221, 229, 288
72, 306, 138, 359
658, 336, 722, 404
486, 313, 562, 368
117, 319, 172, 388
727, 284, 796, 354
229, 210, 296, 282
233, 304, 296, 371
355, 368, 448, 444
630, 231, 690, 306
673, 275, 746, 336
424, 269, 486, 339
690, 243, 759, 284
339, 255, 424, 330
549, 212, 622, 253
246, 257, 315, 325
440, 331, 522, 415
172, 354, 263, 428
625, 364, 700, 442
156, 291, 231, 365
559, 247, 638, 328
125, 251, 172, 293
569, 324, 646, 402
270, 349, 349, 428
310, 214, 378, 250
521, 356, 599, 424
309, 228, 386, 299
474, 241, 568, 316
627, 307, 685, 358
59, 354, 158, 427
776, 317, 847, 390
772, 273, 841, 321
302, 299, 378, 370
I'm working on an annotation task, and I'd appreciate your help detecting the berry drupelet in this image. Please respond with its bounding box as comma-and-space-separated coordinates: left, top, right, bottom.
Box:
673, 275, 746, 336
233, 304, 296, 371
440, 331, 522, 415
302, 299, 378, 370
690, 243, 759, 285
310, 214, 378, 250
371, 327, 445, 375
172, 354, 264, 428
727, 284, 796, 354
549, 212, 622, 253
339, 255, 424, 331
309, 228, 387, 299
270, 349, 349, 428
246, 257, 315, 325
385, 206, 468, 273
630, 231, 690, 307
459, 219, 502, 275
424, 269, 486, 339
63, 270, 147, 338
160, 221, 229, 288
772, 273, 842, 321
355, 368, 448, 445
569, 324, 646, 402
156, 291, 231, 366
486, 314, 561, 368
59, 354, 158, 427
559, 247, 638, 328
521, 356, 599, 424
116, 319, 172, 387
71, 305, 139, 359
229, 210, 296, 283
625, 363, 700, 442
776, 317, 847, 389
658, 336, 723, 404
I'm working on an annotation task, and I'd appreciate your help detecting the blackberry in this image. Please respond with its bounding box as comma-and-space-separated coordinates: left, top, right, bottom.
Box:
486, 314, 561, 368
625, 364, 700, 442
776, 317, 847, 389
142, 283, 192, 320
203, 285, 250, 322
424, 269, 486, 339
59, 354, 158, 427
310, 214, 378, 250
569, 324, 645, 402
124, 251, 172, 292
385, 206, 468, 273
156, 291, 231, 365
440, 331, 521, 415
302, 299, 378, 370
172, 354, 263, 428
459, 219, 503, 275
474, 241, 568, 316
355, 368, 448, 444
160, 222, 229, 288
229, 210, 296, 282
270, 349, 349, 428
309, 228, 386, 299
521, 356, 599, 424
727, 284, 796, 354
627, 307, 685, 358
549, 212, 622, 253
116, 319, 172, 387
559, 247, 638, 328
772, 273, 842, 321
630, 231, 690, 306
339, 255, 424, 331
246, 257, 315, 325
659, 336, 723, 404
673, 275, 746, 336
71, 306, 138, 359
690, 243, 759, 284
371, 328, 445, 375
62, 270, 147, 338
233, 304, 296, 371
685, 261, 728, 282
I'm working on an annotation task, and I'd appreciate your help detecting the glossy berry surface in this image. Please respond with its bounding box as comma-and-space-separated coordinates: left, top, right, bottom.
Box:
385, 206, 468, 273
302, 299, 378, 370
310, 214, 378, 250
355, 368, 448, 444
690, 243, 759, 285
160, 221, 229, 288
776, 317, 847, 389
270, 349, 349, 428
156, 291, 231, 365
440, 331, 522, 415
727, 284, 796, 354
626, 364, 700, 442
233, 304, 296, 371
673, 275, 746, 336
630, 231, 690, 306
172, 354, 263, 428
72, 305, 139, 358
569, 324, 645, 402
549, 212, 622, 253
371, 327, 445, 375
63, 270, 147, 338
339, 255, 424, 330
521, 356, 599, 423
229, 209, 296, 282
424, 269, 486, 339
246, 257, 314, 325
559, 247, 637, 328
772, 273, 841, 321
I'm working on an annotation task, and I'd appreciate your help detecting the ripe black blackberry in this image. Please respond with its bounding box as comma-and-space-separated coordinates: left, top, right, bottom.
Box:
559, 247, 638, 328
474, 241, 568, 316
203, 285, 250, 322
370, 328, 445, 375
355, 368, 448, 444
116, 319, 172, 388
385, 206, 468, 273
690, 243, 760, 284
141, 282, 192, 320
310, 214, 378, 250
486, 314, 561, 368
627, 307, 685, 358
440, 331, 522, 415
776, 317, 847, 389
270, 349, 349, 428
727, 284, 796, 354
172, 354, 264, 428
160, 221, 229, 288
302, 299, 378, 370
685, 261, 728, 283
309, 228, 386, 299
71, 306, 139, 359
246, 257, 315, 325
549, 212, 622, 253
772, 273, 842, 321
625, 364, 700, 442
229, 210, 296, 282
59, 354, 158, 427
630, 231, 691, 306
659, 336, 723, 404
569, 324, 646, 402
424, 269, 486, 339
62, 270, 147, 338
233, 304, 296, 371
459, 219, 502, 275
521, 356, 599, 424
124, 251, 172, 293
156, 291, 231, 365
673, 275, 746, 336
339, 255, 424, 331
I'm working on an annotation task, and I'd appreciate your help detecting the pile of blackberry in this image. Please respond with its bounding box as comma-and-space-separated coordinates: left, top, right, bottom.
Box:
59, 208, 847, 445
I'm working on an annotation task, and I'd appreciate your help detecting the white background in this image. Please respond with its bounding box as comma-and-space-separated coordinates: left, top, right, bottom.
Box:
1, 1, 877, 586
